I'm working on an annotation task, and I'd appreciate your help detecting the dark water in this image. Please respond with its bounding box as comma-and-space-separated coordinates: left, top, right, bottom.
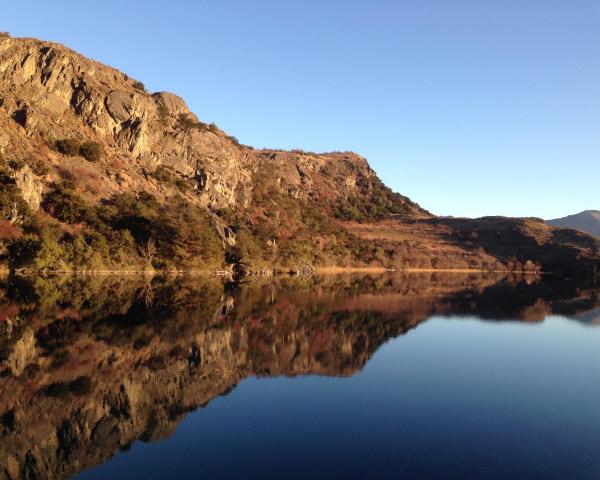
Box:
1, 273, 600, 479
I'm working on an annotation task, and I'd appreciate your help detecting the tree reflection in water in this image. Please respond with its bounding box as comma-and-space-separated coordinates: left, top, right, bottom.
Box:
0, 272, 599, 479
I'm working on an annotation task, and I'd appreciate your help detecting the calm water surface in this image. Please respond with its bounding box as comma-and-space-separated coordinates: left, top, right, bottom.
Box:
1, 273, 599, 479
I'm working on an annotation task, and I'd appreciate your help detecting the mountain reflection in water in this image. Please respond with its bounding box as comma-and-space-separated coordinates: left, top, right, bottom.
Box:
0, 273, 599, 479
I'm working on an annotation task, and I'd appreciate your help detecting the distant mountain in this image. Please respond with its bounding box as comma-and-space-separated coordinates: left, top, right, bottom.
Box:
547, 211, 600, 239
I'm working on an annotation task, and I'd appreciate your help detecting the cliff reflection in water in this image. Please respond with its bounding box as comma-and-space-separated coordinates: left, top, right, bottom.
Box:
0, 273, 599, 479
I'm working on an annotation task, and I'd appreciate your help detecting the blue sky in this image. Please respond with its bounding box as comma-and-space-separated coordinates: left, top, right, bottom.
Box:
3, 1, 599, 218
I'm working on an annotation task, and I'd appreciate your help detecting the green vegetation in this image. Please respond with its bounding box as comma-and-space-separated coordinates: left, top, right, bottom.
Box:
29, 157, 50, 176
157, 105, 169, 126
43, 180, 94, 223
132, 80, 146, 92
176, 113, 201, 131
1, 139, 407, 273
78, 141, 103, 162
3, 179, 225, 272
52, 139, 103, 162
335, 177, 418, 222
176, 114, 222, 134
151, 165, 190, 192
223, 165, 395, 270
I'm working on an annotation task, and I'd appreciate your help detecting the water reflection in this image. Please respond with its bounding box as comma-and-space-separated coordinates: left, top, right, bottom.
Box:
0, 273, 599, 479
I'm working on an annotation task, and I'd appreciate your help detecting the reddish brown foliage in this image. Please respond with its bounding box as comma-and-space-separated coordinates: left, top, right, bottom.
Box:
0, 220, 22, 241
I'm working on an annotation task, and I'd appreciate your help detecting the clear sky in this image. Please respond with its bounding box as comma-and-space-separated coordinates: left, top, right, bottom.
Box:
3, 1, 599, 218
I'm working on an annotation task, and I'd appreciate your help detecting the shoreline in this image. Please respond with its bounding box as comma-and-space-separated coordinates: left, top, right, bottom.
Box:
1, 266, 550, 277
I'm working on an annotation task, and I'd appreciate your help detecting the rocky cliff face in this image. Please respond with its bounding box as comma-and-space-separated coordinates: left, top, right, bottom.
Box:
0, 35, 423, 214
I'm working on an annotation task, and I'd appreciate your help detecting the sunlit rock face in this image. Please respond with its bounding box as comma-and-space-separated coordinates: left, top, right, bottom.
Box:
0, 273, 599, 479
0, 36, 425, 215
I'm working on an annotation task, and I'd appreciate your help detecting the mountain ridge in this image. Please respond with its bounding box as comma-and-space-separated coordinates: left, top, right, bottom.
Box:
0, 33, 599, 276
547, 210, 600, 239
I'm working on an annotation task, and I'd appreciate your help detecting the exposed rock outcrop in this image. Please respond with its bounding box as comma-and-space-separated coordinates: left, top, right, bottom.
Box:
10, 165, 42, 211
0, 35, 407, 214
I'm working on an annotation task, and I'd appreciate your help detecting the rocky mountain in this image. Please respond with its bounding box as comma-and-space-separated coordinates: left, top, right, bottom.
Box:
547, 210, 600, 239
0, 33, 599, 276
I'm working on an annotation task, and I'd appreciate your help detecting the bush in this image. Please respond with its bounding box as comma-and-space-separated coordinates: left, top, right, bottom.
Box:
7, 235, 36, 268
177, 114, 201, 131
44, 376, 92, 398
132, 80, 146, 92
53, 139, 81, 156
28, 157, 50, 176
158, 105, 169, 126
42, 182, 96, 224
152, 165, 175, 184
8, 159, 24, 170
334, 177, 419, 222
6, 166, 227, 270
152, 196, 224, 267
152, 165, 190, 192
79, 141, 103, 162
0, 221, 22, 241
53, 139, 103, 162
33, 228, 66, 270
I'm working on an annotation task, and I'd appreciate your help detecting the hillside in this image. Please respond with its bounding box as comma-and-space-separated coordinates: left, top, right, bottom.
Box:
0, 33, 599, 276
547, 211, 600, 239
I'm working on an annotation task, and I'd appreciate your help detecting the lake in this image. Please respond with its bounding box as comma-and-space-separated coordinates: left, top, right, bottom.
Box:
1, 273, 600, 479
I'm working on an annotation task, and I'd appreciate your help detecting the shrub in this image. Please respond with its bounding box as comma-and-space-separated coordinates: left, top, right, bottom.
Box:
44, 376, 92, 398
33, 228, 66, 270
235, 227, 265, 262
152, 165, 175, 184
132, 80, 146, 92
8, 159, 25, 170
152, 196, 224, 267
334, 177, 419, 222
42, 183, 96, 224
7, 235, 39, 268
79, 141, 103, 162
0, 221, 22, 241
28, 157, 50, 176
152, 165, 189, 192
157, 105, 169, 126
176, 114, 201, 131
53, 138, 81, 156
7, 172, 227, 270
53, 139, 103, 162
59, 166, 103, 194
